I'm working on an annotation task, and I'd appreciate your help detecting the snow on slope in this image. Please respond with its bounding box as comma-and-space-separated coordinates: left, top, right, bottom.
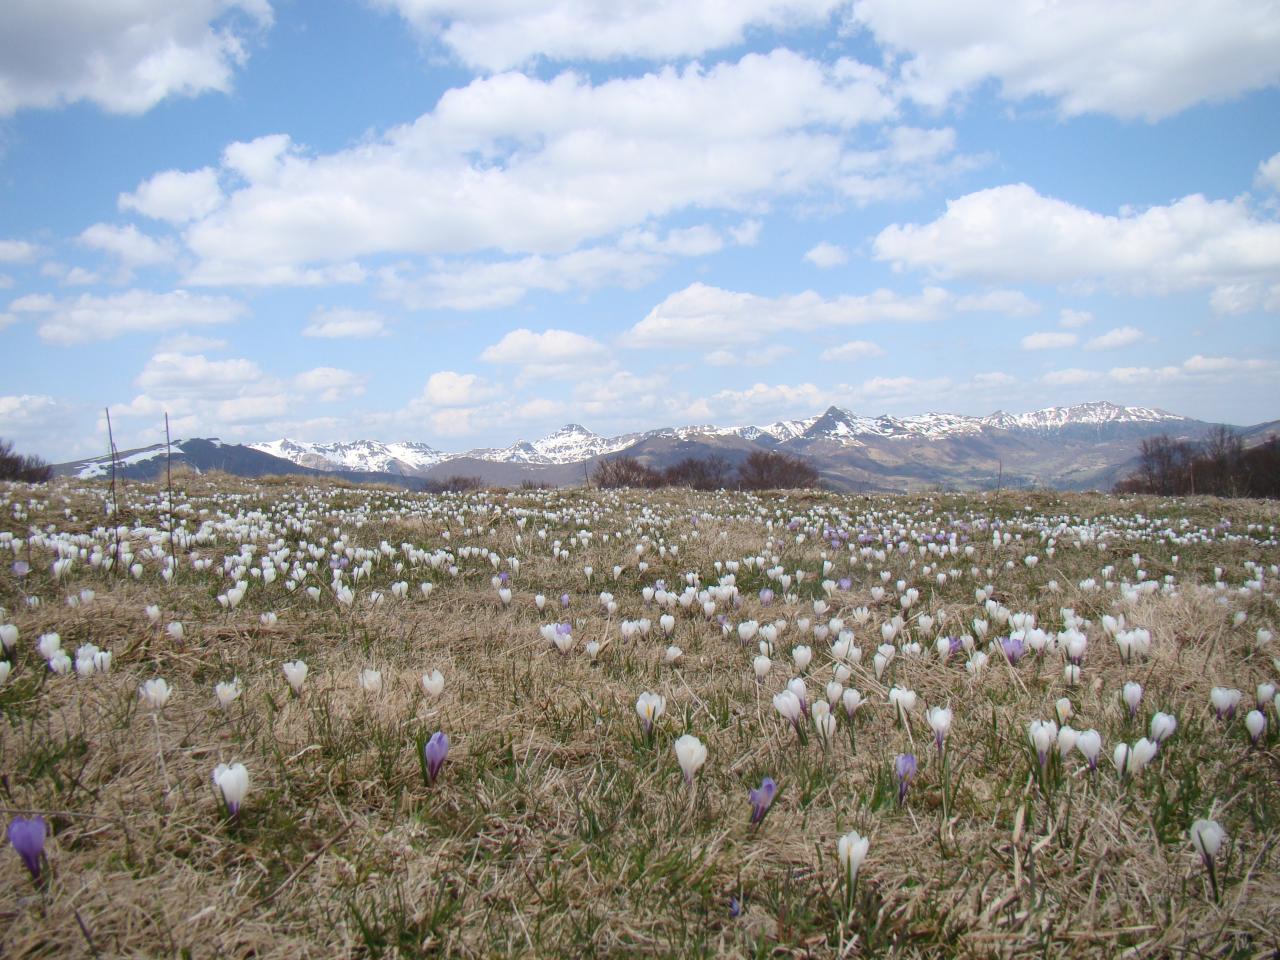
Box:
251, 402, 1192, 470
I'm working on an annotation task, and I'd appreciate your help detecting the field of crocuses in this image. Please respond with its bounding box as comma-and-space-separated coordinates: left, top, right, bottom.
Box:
1, 475, 1278, 957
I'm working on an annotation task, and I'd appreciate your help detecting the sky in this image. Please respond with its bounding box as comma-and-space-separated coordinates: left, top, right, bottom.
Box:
1, 0, 1279, 463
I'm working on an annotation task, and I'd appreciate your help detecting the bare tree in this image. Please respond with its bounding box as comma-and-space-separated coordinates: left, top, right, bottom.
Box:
592, 456, 663, 489
736, 450, 819, 490
0, 439, 53, 483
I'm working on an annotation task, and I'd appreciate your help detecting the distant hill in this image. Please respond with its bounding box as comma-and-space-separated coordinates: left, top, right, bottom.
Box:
54, 402, 1277, 492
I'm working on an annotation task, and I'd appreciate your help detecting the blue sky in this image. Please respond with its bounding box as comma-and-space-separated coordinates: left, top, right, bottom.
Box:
2, 0, 1279, 462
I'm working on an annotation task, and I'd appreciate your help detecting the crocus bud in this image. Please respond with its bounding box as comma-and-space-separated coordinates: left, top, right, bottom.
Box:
424, 731, 449, 784
212, 762, 249, 816
674, 734, 707, 784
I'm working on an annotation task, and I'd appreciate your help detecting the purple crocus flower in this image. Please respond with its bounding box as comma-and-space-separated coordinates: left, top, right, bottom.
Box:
424, 732, 449, 784
748, 777, 777, 825
560, 593, 570, 609
759, 588, 774, 606
838, 578, 852, 591
498, 571, 510, 586
7, 816, 46, 883
948, 636, 966, 657
1000, 636, 1026, 665
12, 561, 29, 577
555, 622, 572, 636
894, 754, 917, 806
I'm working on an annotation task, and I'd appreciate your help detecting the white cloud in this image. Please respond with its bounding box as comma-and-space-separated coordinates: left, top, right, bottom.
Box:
1209, 281, 1280, 315
1042, 354, 1274, 389
729, 220, 763, 246
1059, 308, 1093, 328
302, 308, 388, 339
481, 328, 612, 378
820, 339, 884, 362
293, 367, 366, 402
954, 289, 1039, 316
972, 372, 1017, 388
0, 1, 272, 116
1021, 331, 1077, 350
1258, 152, 1280, 193
381, 246, 666, 311
174, 51, 913, 281
853, 0, 1280, 120
805, 242, 848, 268
0, 394, 75, 457
157, 333, 228, 352
374, 0, 845, 70
422, 371, 497, 407
1041, 368, 1102, 386
1084, 326, 1144, 350
136, 351, 266, 399
119, 167, 223, 223
78, 223, 174, 267
10, 289, 246, 344
710, 381, 831, 417
627, 282, 950, 347
875, 184, 1280, 295
0, 239, 40, 262
704, 345, 792, 367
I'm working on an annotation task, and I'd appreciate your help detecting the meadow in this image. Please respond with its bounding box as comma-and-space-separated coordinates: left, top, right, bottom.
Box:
1, 474, 1277, 958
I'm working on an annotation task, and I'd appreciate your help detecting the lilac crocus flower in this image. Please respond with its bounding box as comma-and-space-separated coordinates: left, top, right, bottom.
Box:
894, 754, 917, 806
424, 731, 449, 784
7, 816, 46, 883
759, 589, 774, 606
1000, 636, 1026, 665
555, 622, 572, 637
12, 561, 29, 577
498, 571, 510, 586
748, 777, 777, 826
560, 593, 571, 609
838, 578, 852, 591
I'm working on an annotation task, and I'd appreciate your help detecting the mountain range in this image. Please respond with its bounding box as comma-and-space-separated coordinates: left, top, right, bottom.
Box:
53, 402, 1279, 493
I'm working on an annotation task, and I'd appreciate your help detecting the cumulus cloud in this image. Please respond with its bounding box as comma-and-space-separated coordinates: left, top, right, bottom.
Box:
710, 381, 832, 418
1021, 331, 1077, 350
1041, 368, 1102, 386
954, 289, 1039, 316
0, 1, 273, 116
1042, 354, 1274, 390
374, 0, 845, 70
0, 239, 40, 262
481, 328, 612, 379
704, 345, 792, 367
421, 371, 497, 407
805, 242, 848, 268
293, 367, 366, 402
0, 394, 76, 458
1258, 152, 1280, 193
853, 0, 1280, 119
78, 223, 174, 268
874, 184, 1280, 295
820, 339, 885, 362
119, 167, 223, 223
1059, 308, 1093, 328
154, 51, 964, 283
627, 282, 951, 347
1084, 326, 1144, 350
9, 289, 246, 344
302, 308, 388, 339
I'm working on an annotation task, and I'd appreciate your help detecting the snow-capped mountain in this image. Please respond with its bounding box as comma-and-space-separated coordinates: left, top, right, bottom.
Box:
250, 402, 1192, 474
250, 438, 446, 474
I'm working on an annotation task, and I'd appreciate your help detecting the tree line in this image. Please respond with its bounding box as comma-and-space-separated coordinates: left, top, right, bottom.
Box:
593, 450, 820, 490
0, 439, 53, 483
1114, 427, 1279, 498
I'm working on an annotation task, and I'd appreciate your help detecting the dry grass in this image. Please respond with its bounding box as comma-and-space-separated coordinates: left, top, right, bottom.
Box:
1, 476, 1277, 958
